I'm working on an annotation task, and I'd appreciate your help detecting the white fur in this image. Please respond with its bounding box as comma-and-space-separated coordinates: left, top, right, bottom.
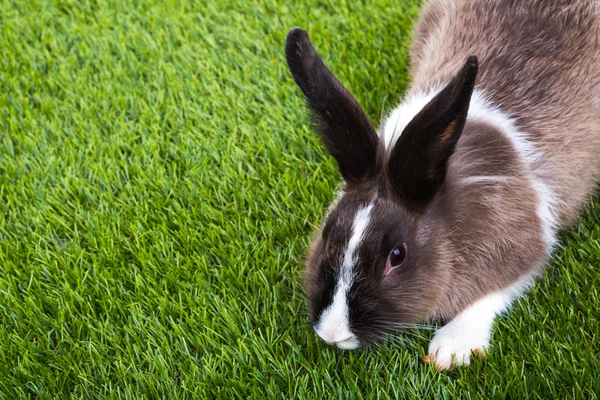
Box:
380, 89, 440, 149
428, 272, 536, 369
383, 90, 560, 367
457, 175, 515, 185
468, 91, 560, 254
381, 89, 560, 254
314, 203, 374, 349
426, 92, 560, 369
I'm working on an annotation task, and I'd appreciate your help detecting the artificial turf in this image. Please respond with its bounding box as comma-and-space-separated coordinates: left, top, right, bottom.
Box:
1, 0, 599, 398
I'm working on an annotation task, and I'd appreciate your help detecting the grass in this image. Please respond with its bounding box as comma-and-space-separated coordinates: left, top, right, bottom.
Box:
1, 0, 599, 398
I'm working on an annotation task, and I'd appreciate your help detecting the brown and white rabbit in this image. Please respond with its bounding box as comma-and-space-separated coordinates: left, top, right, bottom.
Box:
285, 0, 600, 370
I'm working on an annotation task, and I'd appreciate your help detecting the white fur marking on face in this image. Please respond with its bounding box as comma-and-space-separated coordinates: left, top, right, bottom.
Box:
314, 203, 374, 349
428, 271, 536, 369
380, 89, 440, 149
457, 175, 515, 185
468, 91, 561, 254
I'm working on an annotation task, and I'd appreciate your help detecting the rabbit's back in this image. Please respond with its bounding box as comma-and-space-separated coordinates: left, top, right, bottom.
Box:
409, 0, 600, 227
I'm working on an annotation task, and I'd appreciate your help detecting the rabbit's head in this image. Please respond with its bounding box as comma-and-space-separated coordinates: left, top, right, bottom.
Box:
286, 28, 478, 348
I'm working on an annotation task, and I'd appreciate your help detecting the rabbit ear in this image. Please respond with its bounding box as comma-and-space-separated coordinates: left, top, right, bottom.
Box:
286, 28, 379, 183
387, 56, 479, 210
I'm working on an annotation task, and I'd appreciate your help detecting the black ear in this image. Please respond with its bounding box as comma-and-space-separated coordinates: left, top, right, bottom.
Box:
285, 28, 379, 183
387, 56, 478, 209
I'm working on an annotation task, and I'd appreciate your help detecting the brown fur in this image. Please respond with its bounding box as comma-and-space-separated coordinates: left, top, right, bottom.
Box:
428, 122, 545, 320
289, 0, 600, 345
407, 0, 600, 320
411, 0, 600, 226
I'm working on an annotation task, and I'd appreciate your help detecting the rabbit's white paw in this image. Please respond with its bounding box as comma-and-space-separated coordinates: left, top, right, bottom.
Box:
424, 321, 489, 370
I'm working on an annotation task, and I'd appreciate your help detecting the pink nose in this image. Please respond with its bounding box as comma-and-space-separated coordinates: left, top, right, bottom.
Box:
314, 329, 360, 349
315, 328, 347, 343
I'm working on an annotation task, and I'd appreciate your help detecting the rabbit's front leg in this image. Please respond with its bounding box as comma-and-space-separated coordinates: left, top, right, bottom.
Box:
424, 273, 535, 370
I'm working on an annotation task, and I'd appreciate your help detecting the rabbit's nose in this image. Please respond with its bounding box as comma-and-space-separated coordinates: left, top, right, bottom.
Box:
313, 290, 360, 349
314, 326, 360, 350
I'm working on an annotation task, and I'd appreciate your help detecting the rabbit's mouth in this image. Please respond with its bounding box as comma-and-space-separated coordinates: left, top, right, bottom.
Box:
334, 336, 360, 350
314, 327, 360, 350
313, 321, 360, 350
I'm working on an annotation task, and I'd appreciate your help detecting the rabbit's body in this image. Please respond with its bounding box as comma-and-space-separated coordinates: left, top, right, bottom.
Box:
382, 0, 600, 323
285, 0, 600, 370
409, 0, 600, 227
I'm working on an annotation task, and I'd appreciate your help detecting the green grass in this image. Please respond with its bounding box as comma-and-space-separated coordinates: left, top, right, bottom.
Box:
1, 0, 599, 398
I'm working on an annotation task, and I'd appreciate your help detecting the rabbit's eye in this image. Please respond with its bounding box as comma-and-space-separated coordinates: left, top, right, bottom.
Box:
385, 244, 407, 276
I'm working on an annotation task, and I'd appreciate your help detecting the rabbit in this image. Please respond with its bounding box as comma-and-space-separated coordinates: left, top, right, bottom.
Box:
285, 0, 600, 370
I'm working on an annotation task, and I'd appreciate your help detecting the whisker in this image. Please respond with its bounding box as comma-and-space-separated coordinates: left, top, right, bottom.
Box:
369, 329, 430, 346
362, 325, 431, 343
279, 275, 310, 303
371, 320, 439, 331
371, 325, 431, 339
